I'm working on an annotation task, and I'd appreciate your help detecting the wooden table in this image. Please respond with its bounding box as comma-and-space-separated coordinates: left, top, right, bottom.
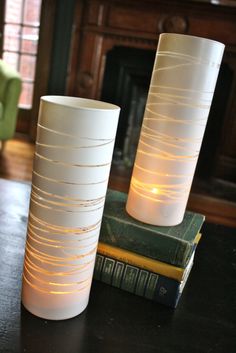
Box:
0, 178, 236, 353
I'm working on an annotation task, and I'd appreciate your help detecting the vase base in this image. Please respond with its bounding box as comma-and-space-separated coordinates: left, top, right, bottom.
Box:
21, 279, 90, 321
126, 193, 185, 226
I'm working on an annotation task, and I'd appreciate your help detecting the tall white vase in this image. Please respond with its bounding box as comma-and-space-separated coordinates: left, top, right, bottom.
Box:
126, 33, 225, 226
22, 96, 120, 320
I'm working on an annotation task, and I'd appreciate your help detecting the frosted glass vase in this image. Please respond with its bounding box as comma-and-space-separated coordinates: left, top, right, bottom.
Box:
22, 96, 120, 320
126, 33, 224, 226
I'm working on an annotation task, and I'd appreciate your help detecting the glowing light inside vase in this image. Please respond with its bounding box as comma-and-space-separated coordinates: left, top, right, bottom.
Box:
151, 187, 159, 194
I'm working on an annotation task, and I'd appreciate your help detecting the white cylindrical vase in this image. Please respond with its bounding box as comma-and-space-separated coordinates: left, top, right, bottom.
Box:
126, 33, 224, 226
22, 96, 120, 320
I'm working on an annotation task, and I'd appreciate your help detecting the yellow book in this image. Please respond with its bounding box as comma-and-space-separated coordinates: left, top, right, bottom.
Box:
97, 233, 201, 282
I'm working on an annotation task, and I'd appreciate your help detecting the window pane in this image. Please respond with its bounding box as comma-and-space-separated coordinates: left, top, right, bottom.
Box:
5, 0, 23, 24
3, 0, 42, 110
2, 51, 19, 70
19, 82, 33, 108
23, 0, 41, 26
3, 24, 20, 52
21, 26, 39, 54
19, 55, 36, 81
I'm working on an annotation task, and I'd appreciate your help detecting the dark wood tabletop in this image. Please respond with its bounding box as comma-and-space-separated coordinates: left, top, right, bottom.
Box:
0, 178, 236, 353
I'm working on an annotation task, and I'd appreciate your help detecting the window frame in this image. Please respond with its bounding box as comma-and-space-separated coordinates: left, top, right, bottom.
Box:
0, 0, 56, 140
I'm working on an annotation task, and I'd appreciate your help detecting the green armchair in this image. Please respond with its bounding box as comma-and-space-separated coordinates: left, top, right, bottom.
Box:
0, 59, 22, 148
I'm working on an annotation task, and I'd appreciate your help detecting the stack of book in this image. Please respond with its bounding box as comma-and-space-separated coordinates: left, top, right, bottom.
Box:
94, 189, 205, 308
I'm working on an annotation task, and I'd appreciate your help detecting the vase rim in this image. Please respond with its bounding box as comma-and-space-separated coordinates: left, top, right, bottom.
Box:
160, 33, 225, 49
41, 95, 120, 112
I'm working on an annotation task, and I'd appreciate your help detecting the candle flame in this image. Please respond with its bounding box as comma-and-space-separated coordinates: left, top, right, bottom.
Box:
151, 187, 159, 194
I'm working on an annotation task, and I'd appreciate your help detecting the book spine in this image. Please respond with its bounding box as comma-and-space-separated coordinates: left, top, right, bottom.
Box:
93, 253, 182, 308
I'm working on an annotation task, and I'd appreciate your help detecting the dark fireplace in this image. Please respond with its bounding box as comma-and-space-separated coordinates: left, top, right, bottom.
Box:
101, 46, 234, 199
101, 47, 155, 167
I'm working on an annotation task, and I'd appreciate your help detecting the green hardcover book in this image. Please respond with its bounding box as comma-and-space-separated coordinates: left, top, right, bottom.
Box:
99, 189, 205, 268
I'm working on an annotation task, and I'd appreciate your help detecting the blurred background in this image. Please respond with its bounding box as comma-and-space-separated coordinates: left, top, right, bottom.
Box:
0, 0, 236, 226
